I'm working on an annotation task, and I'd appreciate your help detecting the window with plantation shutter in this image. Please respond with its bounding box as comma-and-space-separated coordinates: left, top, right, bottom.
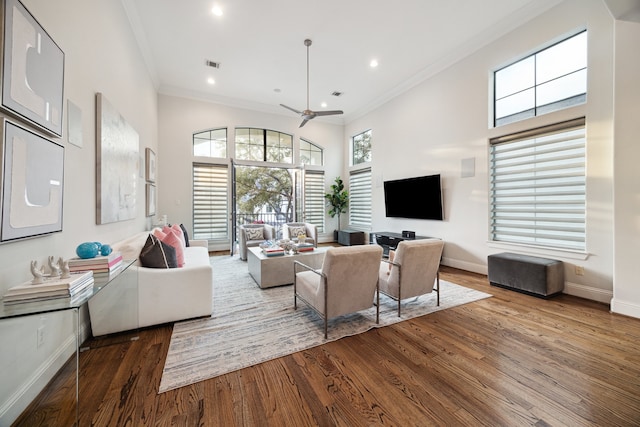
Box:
349, 168, 372, 229
303, 170, 325, 233
192, 163, 229, 240
489, 118, 586, 251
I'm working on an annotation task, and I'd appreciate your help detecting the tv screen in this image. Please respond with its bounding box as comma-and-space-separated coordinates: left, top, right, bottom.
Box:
383, 174, 443, 220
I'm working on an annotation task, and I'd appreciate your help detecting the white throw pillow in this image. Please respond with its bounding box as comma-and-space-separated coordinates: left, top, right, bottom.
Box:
289, 226, 306, 238
245, 227, 264, 241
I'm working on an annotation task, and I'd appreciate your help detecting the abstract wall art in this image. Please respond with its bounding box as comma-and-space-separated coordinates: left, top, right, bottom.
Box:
0, 0, 65, 137
0, 117, 64, 242
96, 92, 139, 224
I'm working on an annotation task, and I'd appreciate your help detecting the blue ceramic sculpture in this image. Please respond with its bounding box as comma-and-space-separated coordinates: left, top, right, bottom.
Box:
76, 242, 99, 259
100, 244, 113, 256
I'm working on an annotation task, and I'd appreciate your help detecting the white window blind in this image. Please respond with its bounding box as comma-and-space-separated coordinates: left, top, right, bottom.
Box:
349, 168, 372, 229
193, 163, 229, 240
489, 118, 586, 251
303, 171, 325, 233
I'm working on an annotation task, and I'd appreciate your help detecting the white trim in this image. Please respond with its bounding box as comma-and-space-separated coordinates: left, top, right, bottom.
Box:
610, 298, 640, 320
564, 281, 612, 304
487, 241, 589, 261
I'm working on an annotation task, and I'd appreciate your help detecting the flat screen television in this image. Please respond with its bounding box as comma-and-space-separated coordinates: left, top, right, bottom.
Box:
383, 174, 443, 220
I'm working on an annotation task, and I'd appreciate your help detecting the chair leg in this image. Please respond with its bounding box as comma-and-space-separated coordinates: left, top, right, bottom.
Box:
324, 317, 328, 339
436, 271, 440, 306
376, 285, 380, 324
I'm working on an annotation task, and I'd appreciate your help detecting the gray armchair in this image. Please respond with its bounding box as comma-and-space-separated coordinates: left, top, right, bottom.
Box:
282, 222, 318, 247
239, 223, 275, 260
294, 245, 383, 338
378, 239, 444, 316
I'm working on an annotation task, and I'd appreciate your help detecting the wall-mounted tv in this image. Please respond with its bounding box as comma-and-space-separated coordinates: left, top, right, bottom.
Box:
383, 174, 443, 220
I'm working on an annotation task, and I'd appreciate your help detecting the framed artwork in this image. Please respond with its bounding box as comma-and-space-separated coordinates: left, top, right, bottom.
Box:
0, 118, 64, 242
96, 93, 139, 224
0, 0, 65, 137
146, 183, 156, 217
145, 147, 156, 182
67, 99, 82, 147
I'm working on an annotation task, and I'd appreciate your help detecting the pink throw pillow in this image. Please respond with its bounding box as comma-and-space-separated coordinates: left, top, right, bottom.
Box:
153, 229, 167, 240
160, 231, 185, 267
163, 225, 186, 248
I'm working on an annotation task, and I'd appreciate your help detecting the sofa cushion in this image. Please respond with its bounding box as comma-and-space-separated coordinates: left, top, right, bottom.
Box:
139, 234, 178, 268
245, 227, 264, 241
180, 223, 191, 247
160, 230, 185, 267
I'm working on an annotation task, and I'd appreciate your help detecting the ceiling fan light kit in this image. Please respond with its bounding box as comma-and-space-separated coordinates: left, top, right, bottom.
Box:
280, 39, 344, 127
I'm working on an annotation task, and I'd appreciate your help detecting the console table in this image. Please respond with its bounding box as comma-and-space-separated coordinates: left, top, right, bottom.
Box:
0, 259, 137, 425
370, 231, 434, 257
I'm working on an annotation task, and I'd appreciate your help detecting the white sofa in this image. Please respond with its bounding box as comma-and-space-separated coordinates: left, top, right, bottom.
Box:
88, 230, 213, 336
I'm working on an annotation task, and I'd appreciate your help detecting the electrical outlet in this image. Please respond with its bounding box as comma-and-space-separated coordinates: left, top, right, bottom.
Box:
575, 265, 585, 276
37, 326, 45, 348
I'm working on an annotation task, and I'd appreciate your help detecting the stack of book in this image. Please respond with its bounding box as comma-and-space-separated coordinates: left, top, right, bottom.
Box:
262, 246, 285, 257
295, 242, 314, 252
68, 251, 123, 276
3, 271, 94, 304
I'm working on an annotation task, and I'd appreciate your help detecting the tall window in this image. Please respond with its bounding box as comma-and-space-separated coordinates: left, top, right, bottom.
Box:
193, 128, 226, 157
303, 171, 325, 233
489, 118, 586, 251
192, 163, 229, 240
352, 129, 372, 165
235, 128, 293, 163
300, 138, 323, 165
494, 31, 587, 127
349, 168, 372, 230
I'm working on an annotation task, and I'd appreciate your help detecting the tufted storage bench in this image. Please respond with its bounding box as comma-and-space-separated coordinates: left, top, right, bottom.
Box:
487, 252, 564, 298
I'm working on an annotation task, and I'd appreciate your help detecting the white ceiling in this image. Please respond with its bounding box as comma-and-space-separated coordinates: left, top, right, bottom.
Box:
122, 0, 563, 124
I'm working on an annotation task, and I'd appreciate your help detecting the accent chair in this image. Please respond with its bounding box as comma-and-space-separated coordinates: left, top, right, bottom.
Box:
378, 239, 444, 316
282, 222, 318, 247
239, 223, 275, 261
294, 245, 383, 338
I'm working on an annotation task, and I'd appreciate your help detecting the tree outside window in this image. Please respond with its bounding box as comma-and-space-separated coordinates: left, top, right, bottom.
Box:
352, 130, 372, 165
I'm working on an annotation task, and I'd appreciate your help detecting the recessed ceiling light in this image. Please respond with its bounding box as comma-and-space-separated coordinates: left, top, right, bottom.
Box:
321, 102, 327, 108
207, 77, 215, 85
212, 5, 223, 16
370, 59, 379, 68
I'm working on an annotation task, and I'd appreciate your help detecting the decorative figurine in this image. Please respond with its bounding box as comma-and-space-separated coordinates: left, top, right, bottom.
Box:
60, 259, 71, 279
30, 260, 46, 284
48, 255, 61, 277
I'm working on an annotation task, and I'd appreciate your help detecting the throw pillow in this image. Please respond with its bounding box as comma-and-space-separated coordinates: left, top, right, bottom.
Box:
139, 234, 178, 268
160, 230, 185, 267
153, 228, 167, 241
179, 223, 191, 247
163, 225, 186, 248
289, 226, 306, 238
245, 227, 264, 241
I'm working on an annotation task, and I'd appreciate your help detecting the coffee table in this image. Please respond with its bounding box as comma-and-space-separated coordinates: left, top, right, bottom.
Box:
247, 246, 328, 288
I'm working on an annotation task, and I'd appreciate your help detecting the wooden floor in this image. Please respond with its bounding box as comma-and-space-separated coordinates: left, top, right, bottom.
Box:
13, 265, 640, 426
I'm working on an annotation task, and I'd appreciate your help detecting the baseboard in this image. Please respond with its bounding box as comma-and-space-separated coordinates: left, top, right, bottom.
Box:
610, 298, 640, 319
441, 257, 487, 275
563, 281, 612, 304
0, 332, 77, 424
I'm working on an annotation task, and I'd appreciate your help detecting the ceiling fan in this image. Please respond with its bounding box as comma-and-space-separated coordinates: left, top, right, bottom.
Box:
280, 39, 343, 128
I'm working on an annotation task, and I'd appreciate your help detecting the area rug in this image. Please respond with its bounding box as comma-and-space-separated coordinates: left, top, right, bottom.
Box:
158, 255, 491, 393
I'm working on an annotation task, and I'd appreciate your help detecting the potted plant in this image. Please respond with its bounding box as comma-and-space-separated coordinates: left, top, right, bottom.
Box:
324, 176, 349, 240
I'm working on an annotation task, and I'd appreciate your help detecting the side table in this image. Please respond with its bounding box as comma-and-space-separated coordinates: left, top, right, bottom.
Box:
337, 229, 365, 246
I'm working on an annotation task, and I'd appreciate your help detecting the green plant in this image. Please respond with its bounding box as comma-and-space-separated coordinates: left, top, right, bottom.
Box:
324, 177, 349, 231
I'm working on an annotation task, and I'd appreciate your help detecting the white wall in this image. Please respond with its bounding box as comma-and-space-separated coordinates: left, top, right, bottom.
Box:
612, 18, 640, 318
345, 0, 616, 303
0, 0, 157, 423
156, 94, 344, 249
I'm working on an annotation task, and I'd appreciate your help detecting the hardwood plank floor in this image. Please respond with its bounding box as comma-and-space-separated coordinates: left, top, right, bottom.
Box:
13, 266, 640, 426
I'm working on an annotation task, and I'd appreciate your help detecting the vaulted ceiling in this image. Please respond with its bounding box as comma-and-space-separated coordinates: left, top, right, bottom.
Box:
123, 0, 565, 124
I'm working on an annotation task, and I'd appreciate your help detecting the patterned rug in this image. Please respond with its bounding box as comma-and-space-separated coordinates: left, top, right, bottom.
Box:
158, 255, 492, 393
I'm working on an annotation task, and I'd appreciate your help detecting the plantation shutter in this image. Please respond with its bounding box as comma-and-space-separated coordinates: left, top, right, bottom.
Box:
304, 170, 325, 233
349, 168, 372, 229
193, 163, 229, 240
489, 118, 586, 251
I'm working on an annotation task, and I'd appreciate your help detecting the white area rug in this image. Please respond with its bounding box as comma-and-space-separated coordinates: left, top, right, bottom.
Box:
158, 255, 491, 393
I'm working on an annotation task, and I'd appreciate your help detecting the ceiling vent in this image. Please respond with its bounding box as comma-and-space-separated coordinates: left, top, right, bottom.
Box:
331, 91, 343, 97
205, 60, 221, 69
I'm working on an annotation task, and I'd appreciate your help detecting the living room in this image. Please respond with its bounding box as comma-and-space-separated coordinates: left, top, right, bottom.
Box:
1, 0, 639, 424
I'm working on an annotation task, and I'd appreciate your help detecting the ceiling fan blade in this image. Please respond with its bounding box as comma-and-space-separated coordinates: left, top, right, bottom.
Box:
299, 118, 310, 128
312, 110, 344, 117
280, 104, 302, 114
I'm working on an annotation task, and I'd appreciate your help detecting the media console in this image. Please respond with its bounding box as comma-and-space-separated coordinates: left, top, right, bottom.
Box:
370, 231, 434, 257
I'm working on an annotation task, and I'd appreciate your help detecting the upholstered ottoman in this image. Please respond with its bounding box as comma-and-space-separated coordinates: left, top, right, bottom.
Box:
487, 252, 564, 298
